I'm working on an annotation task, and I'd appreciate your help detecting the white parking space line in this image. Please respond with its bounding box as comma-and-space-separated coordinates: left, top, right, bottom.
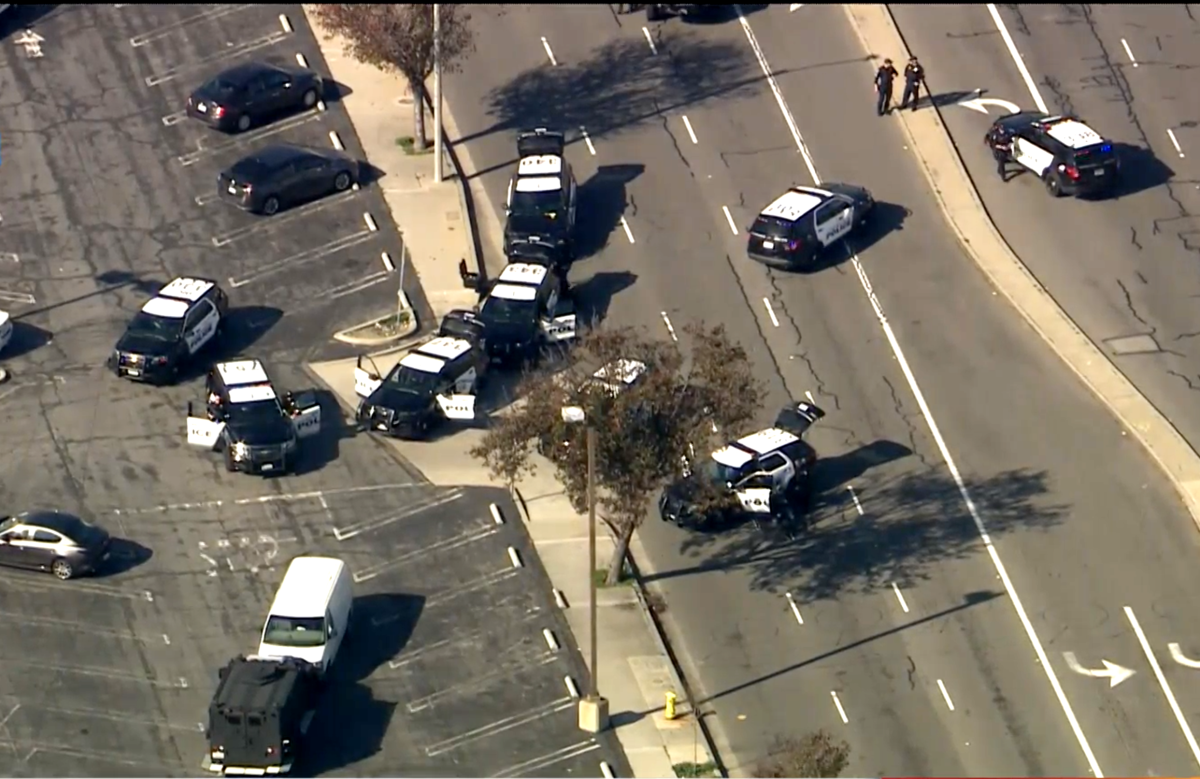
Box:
17, 703, 202, 735
425, 567, 522, 608
295, 52, 309, 69
846, 484, 864, 515
161, 110, 187, 127
0, 611, 147, 642
326, 271, 391, 299
1168, 128, 1186, 158
352, 526, 500, 584
424, 697, 575, 757
937, 679, 956, 711
194, 191, 220, 206
129, 4, 253, 47
830, 691, 849, 723
722, 205, 739, 235
0, 659, 184, 688
642, 26, 658, 55
1120, 37, 1139, 68
619, 215, 636, 243
105, 484, 424, 516
601, 761, 616, 779
1125, 606, 1200, 768
332, 489, 463, 540
213, 190, 363, 248
0, 290, 34, 304
541, 36, 558, 66
177, 110, 323, 166
0, 574, 152, 602
660, 311, 678, 341
408, 650, 559, 712
493, 740, 601, 779
681, 115, 699, 144
144, 31, 290, 87
388, 615, 539, 670
891, 581, 910, 613
762, 297, 780, 327
278, 13, 293, 33
229, 229, 377, 287
329, 129, 345, 150
784, 591, 803, 625
580, 127, 597, 155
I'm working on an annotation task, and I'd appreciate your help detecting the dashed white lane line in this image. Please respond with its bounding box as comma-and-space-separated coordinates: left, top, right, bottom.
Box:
541, 36, 558, 66
1168, 128, 1186, 158
937, 679, 956, 711
846, 485, 864, 515
580, 127, 597, 155
784, 592, 803, 625
722, 205, 739, 235
660, 311, 678, 341
681, 115, 699, 144
1120, 37, 1138, 68
762, 297, 780, 327
1125, 606, 1200, 769
619, 215, 636, 243
830, 691, 849, 723
891, 582, 910, 614
642, 26, 658, 55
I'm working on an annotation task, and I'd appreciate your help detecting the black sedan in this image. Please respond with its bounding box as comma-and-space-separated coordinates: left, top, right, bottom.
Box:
218, 144, 358, 216
0, 511, 112, 580
186, 61, 323, 133
746, 183, 874, 270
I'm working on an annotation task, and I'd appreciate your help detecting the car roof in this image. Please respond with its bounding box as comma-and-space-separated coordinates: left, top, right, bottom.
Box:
217, 359, 270, 387
711, 427, 801, 469
416, 336, 473, 362
18, 510, 90, 539
397, 353, 446, 375
760, 188, 827, 221
518, 155, 563, 177
228, 384, 278, 404
211, 61, 279, 87
514, 176, 563, 193
141, 296, 189, 319
233, 144, 313, 174
159, 277, 214, 302
490, 283, 539, 302
269, 556, 345, 618
1042, 118, 1105, 149
497, 262, 549, 287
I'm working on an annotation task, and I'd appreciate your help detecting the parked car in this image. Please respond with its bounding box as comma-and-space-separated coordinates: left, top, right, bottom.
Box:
217, 144, 358, 216
186, 61, 323, 133
0, 510, 112, 579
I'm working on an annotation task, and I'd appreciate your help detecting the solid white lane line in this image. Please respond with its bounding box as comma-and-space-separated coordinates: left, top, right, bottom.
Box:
847, 485, 864, 515
681, 115, 699, 144
1120, 37, 1138, 67
580, 127, 597, 155
762, 297, 780, 327
784, 592, 803, 625
985, 4, 1050, 113
937, 679, 956, 711
830, 691, 849, 723
1168, 128, 1185, 158
722, 205, 739, 235
1125, 606, 1200, 768
660, 311, 678, 341
642, 26, 658, 54
541, 36, 558, 66
620, 215, 635, 243
738, 7, 1100, 775
891, 582, 909, 613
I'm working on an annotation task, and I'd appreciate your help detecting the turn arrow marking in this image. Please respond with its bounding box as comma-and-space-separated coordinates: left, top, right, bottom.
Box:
1169, 643, 1200, 670
789, 4, 805, 11
1063, 652, 1136, 688
958, 97, 1020, 115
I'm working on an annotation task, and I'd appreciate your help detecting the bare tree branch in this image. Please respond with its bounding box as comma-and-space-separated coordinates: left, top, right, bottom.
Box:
755, 732, 851, 778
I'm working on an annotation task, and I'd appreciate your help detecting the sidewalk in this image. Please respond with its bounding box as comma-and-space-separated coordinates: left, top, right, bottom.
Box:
301, 9, 719, 778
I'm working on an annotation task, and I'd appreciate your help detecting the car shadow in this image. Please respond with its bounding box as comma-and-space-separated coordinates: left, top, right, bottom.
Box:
810, 439, 914, 504
1105, 142, 1173, 198
2, 321, 52, 359
357, 161, 386, 188
96, 538, 153, 578
337, 592, 425, 682
322, 79, 353, 105
298, 685, 396, 777
575, 164, 645, 261
799, 201, 909, 274
571, 270, 638, 326
293, 388, 344, 475
679, 4, 765, 23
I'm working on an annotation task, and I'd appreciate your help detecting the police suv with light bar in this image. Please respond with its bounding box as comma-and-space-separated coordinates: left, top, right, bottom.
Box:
504, 128, 577, 267
986, 111, 1119, 197
747, 185, 874, 270
110, 276, 228, 384
457, 260, 576, 366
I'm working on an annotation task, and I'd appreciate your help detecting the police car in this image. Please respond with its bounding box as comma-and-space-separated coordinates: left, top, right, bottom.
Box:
457, 260, 576, 366
0, 310, 11, 355
353, 332, 487, 440
747, 185, 875, 270
986, 112, 1119, 197
659, 402, 826, 530
186, 358, 322, 475
504, 128, 577, 266
109, 277, 227, 384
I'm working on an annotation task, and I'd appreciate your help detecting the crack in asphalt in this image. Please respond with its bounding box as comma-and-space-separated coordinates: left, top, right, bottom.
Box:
1130, 225, 1143, 251
763, 269, 843, 414
906, 655, 918, 691
882, 375, 934, 470
657, 112, 693, 176
719, 251, 794, 405
1116, 278, 1155, 333
1168, 369, 1200, 391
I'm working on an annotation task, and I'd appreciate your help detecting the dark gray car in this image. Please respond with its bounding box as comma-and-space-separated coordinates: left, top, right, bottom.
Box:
0, 510, 112, 580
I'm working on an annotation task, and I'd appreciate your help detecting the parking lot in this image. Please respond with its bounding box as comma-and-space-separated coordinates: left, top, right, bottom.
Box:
0, 5, 621, 777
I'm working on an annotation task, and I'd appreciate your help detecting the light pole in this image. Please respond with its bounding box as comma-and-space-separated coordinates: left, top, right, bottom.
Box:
432, 4, 443, 183
561, 406, 610, 733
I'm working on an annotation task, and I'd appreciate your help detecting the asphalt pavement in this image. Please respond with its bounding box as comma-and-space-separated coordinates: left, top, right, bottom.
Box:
446, 3, 1200, 777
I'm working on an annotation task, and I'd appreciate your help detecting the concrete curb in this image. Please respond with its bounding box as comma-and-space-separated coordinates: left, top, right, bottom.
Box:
422, 89, 488, 284
846, 4, 1200, 526
331, 300, 418, 347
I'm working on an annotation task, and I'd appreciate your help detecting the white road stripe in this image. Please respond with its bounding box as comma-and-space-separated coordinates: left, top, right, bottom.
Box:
986, 4, 1050, 113
580, 127, 597, 155
891, 581, 909, 613
830, 691, 849, 723
762, 297, 779, 327
619, 215, 635, 243
642, 26, 658, 54
660, 311, 678, 341
937, 679, 955, 711
681, 115, 699, 144
1120, 37, 1138, 67
784, 591, 803, 625
722, 205, 739, 235
1125, 606, 1200, 768
1168, 128, 1185, 158
541, 36, 558, 66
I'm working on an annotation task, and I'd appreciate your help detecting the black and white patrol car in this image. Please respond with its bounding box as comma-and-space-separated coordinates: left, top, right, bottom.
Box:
109, 277, 227, 384
747, 185, 874, 270
504, 128, 577, 267
659, 402, 825, 530
186, 359, 321, 476
986, 112, 1119, 197
0, 309, 11, 355
457, 260, 576, 366
353, 332, 487, 440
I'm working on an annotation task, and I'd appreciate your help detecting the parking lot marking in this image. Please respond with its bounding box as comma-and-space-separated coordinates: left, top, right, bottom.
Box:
107, 483, 423, 515
278, 13, 293, 33
177, 110, 324, 166
830, 690, 849, 723
564, 675, 580, 698
0, 253, 18, 262
193, 191, 220, 206
329, 129, 345, 150
681, 115, 699, 144
352, 526, 500, 583
388, 615, 539, 670
425, 697, 575, 757
214, 190, 363, 247
144, 31, 290, 86
619, 215, 636, 243
327, 271, 390, 299
642, 26, 658, 55
493, 740, 601, 778
426, 567, 521, 608
508, 546, 523, 568
18, 702, 202, 734
0, 290, 35, 304
937, 679, 956, 711
407, 649, 559, 712
161, 110, 187, 126
722, 205, 739, 235
229, 228, 375, 285
541, 36, 558, 66
0, 610, 146, 642
1, 659, 183, 688
129, 5, 253, 47
543, 628, 560, 651
332, 489, 463, 540
1120, 37, 1138, 68
0, 573, 151, 601
295, 52, 309, 69
381, 251, 396, 271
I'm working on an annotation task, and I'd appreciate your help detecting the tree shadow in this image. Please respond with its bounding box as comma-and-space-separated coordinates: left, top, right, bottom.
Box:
572, 270, 638, 327
576, 164, 645, 261
469, 27, 764, 144
656, 466, 1067, 602
2, 321, 52, 359
810, 439, 913, 495
95, 537, 153, 577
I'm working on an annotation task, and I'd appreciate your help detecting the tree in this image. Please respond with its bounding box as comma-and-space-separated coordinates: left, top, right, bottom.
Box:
470, 324, 763, 586
311, 4, 475, 151
755, 732, 851, 778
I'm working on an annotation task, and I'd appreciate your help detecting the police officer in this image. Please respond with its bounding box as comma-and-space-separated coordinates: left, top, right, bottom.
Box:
989, 125, 1014, 181
874, 58, 898, 116
900, 55, 925, 111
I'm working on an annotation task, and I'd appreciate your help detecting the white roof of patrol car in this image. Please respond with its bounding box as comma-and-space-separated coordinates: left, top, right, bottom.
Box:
217, 359, 270, 387
498, 263, 549, 286
710, 427, 800, 469
490, 284, 539, 302
1043, 118, 1104, 149
518, 155, 563, 176
514, 176, 563, 193
760, 189, 827, 221
418, 336, 473, 362
141, 297, 189, 319
398, 353, 447, 374
158, 277, 214, 302
228, 384, 277, 404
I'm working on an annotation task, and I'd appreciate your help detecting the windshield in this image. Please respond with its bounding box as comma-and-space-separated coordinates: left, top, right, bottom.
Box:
126, 312, 182, 341
479, 295, 537, 326
227, 399, 284, 426
699, 458, 742, 487
750, 216, 793, 240
262, 615, 326, 648
0, 517, 15, 533
385, 365, 441, 395
510, 189, 562, 218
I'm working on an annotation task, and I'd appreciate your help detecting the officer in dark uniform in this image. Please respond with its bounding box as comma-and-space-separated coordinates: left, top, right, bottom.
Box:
900, 55, 925, 111
874, 59, 898, 116
988, 125, 1014, 181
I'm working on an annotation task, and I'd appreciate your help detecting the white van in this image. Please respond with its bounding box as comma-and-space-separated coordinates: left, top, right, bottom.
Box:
257, 556, 353, 676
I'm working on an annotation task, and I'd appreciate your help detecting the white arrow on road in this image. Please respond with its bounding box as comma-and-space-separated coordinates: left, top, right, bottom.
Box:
14, 30, 45, 58
958, 97, 1020, 115
790, 4, 805, 11
1168, 643, 1200, 670
1063, 652, 1136, 688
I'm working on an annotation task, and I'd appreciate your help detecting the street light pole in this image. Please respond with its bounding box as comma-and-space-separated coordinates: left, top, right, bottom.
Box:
586, 425, 599, 696
432, 4, 443, 184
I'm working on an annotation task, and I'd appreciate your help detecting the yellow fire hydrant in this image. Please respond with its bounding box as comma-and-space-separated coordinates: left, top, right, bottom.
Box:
664, 690, 678, 720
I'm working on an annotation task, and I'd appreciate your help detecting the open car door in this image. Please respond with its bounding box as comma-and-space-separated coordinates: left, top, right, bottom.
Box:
517, 128, 566, 159
775, 401, 825, 437
541, 293, 577, 343
285, 390, 322, 439
736, 487, 772, 514
435, 393, 476, 421
354, 355, 384, 399
186, 401, 224, 449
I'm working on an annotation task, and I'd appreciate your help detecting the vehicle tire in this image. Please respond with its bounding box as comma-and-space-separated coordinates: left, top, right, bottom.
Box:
262, 195, 281, 216
302, 88, 318, 109
333, 171, 353, 192
1044, 173, 1065, 198
224, 447, 238, 472
236, 113, 252, 132
51, 558, 74, 580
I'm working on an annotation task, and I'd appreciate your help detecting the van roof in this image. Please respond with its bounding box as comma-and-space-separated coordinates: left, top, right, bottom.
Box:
268, 556, 346, 618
